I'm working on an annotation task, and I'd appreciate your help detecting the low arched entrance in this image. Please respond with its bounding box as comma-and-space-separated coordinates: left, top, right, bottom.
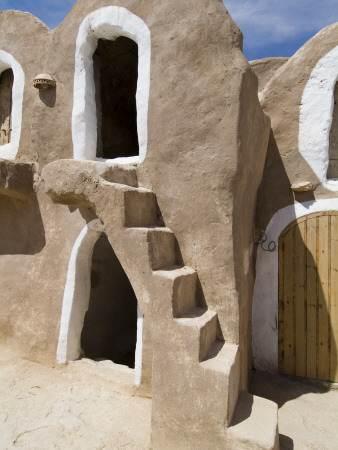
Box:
81, 232, 138, 368
57, 220, 143, 386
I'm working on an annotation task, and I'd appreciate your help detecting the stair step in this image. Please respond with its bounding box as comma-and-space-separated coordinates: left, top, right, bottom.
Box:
124, 188, 158, 227
98, 162, 138, 187
147, 228, 177, 270
201, 340, 238, 370
201, 341, 241, 426
176, 307, 218, 361
154, 266, 197, 317
227, 392, 279, 450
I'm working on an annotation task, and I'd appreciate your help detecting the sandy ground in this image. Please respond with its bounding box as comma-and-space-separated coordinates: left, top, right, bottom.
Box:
0, 348, 337, 449
0, 349, 151, 449
251, 370, 338, 450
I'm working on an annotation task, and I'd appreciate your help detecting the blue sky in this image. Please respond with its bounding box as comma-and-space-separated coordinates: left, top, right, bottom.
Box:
225, 0, 338, 60
0, 0, 337, 60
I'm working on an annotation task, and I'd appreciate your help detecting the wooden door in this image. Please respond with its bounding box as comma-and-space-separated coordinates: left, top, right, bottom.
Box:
278, 211, 338, 382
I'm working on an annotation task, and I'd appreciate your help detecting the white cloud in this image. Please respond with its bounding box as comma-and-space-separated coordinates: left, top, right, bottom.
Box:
224, 0, 338, 48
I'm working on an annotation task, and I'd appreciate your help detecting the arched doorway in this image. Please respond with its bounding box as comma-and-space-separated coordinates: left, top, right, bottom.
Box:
278, 212, 338, 382
57, 220, 143, 385
81, 232, 138, 368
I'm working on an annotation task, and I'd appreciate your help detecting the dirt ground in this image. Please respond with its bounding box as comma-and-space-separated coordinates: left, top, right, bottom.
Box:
0, 348, 337, 449
0, 349, 151, 449
251, 370, 338, 450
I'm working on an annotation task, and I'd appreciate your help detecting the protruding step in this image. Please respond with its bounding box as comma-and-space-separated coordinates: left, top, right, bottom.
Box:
147, 228, 177, 270
201, 341, 240, 424
201, 340, 238, 371
176, 307, 218, 361
227, 392, 279, 450
154, 266, 197, 317
124, 188, 159, 227
98, 162, 138, 187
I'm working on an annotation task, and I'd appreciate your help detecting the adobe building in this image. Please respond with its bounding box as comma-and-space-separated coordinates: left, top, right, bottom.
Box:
0, 0, 336, 448
252, 23, 338, 385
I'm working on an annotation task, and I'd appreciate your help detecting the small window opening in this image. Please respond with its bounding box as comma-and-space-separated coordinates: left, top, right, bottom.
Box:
81, 233, 138, 368
327, 82, 338, 179
94, 37, 139, 159
0, 69, 13, 146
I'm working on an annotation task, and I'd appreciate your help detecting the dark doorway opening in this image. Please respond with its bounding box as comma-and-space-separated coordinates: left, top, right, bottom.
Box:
0, 68, 13, 146
94, 36, 139, 159
81, 233, 138, 368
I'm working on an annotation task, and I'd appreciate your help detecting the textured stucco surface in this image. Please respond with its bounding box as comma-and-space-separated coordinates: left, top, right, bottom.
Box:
0, 2, 278, 448
0, 186, 95, 363
250, 57, 289, 93
253, 23, 338, 375
1, 0, 269, 388
256, 23, 338, 231
0, 11, 49, 163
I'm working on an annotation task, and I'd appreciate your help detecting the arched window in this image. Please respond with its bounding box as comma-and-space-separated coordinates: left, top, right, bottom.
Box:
72, 7, 151, 164
299, 45, 338, 190
94, 37, 139, 160
0, 50, 24, 160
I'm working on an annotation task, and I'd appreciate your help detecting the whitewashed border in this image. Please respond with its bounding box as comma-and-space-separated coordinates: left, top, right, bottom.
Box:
57, 219, 143, 386
299, 45, 338, 191
72, 6, 151, 164
0, 50, 24, 160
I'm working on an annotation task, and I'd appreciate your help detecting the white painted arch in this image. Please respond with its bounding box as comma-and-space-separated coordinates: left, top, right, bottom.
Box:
72, 6, 151, 165
57, 219, 144, 387
0, 50, 24, 160
252, 199, 338, 372
299, 45, 338, 191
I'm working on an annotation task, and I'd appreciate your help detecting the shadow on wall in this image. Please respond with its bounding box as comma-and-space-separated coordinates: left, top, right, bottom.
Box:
39, 85, 56, 108
0, 194, 45, 255
255, 130, 295, 232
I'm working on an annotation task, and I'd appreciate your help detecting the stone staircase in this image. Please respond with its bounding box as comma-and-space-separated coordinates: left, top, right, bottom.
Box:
42, 159, 278, 450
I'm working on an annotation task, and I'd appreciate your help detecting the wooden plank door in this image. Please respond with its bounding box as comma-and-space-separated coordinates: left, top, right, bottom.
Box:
278, 211, 338, 382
